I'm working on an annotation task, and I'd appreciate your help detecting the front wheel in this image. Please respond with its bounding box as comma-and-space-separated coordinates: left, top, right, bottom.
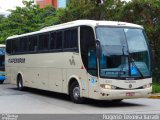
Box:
0, 80, 4, 84
112, 99, 123, 103
69, 81, 84, 104
17, 75, 24, 91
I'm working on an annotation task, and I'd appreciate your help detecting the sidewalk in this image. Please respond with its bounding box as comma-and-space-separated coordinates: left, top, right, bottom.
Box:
149, 93, 160, 99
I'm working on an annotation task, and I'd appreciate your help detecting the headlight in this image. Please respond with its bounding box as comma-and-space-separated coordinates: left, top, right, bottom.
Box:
100, 84, 116, 89
143, 83, 152, 89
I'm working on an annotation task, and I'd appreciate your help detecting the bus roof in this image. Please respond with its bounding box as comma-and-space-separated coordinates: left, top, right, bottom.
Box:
7, 20, 143, 40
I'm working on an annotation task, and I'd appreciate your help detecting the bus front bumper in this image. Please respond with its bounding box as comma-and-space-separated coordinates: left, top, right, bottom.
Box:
93, 87, 152, 100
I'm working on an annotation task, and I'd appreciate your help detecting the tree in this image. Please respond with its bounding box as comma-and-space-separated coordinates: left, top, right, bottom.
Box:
0, 0, 56, 43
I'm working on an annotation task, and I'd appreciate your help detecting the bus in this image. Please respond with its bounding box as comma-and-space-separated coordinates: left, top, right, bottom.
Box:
0, 44, 5, 84
5, 20, 152, 103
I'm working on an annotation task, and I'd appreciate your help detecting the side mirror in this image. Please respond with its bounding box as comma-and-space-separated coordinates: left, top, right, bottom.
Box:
95, 40, 102, 58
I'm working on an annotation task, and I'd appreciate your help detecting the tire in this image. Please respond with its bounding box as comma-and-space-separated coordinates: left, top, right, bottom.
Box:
0, 80, 4, 84
17, 75, 24, 91
112, 99, 123, 103
69, 81, 84, 104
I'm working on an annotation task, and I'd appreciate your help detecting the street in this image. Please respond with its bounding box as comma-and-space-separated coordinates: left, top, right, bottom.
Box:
0, 84, 159, 114
0, 84, 160, 114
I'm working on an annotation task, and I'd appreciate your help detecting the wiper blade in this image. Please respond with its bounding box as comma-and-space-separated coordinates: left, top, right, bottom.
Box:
118, 46, 127, 77
130, 58, 144, 78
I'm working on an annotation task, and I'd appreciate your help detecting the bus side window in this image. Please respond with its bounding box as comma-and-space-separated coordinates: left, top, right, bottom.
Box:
64, 28, 78, 50
39, 33, 49, 51
12, 39, 19, 53
71, 28, 78, 48
6, 40, 12, 54
50, 32, 56, 50
28, 35, 38, 52
80, 26, 97, 76
64, 30, 71, 49
56, 31, 62, 50
19, 37, 28, 53
88, 48, 96, 69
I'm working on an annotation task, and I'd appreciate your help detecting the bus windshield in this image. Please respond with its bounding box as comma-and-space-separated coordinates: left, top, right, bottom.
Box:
96, 27, 151, 79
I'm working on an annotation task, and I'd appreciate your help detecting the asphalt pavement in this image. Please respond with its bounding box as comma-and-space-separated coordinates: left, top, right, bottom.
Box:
0, 83, 160, 120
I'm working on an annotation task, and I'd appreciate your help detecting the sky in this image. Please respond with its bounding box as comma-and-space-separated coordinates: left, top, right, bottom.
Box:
0, 0, 29, 16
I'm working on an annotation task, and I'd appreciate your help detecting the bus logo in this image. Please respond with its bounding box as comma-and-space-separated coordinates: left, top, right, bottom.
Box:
129, 84, 132, 89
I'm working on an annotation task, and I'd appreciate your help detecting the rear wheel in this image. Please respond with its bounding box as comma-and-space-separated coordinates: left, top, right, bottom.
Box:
17, 75, 24, 91
0, 80, 4, 84
69, 81, 84, 104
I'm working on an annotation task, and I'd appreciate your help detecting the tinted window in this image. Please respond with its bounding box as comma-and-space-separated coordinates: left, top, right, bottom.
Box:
80, 26, 97, 76
6, 40, 12, 54
64, 28, 78, 49
56, 31, 62, 49
64, 30, 71, 48
71, 29, 78, 48
50, 32, 56, 50
12, 39, 19, 53
28, 35, 38, 51
19, 37, 28, 52
39, 33, 49, 51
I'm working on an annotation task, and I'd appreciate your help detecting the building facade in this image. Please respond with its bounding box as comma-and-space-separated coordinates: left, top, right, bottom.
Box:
36, 0, 69, 9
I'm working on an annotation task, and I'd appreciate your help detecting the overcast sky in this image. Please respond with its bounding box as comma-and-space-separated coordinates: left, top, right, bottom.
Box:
0, 0, 131, 16
0, 0, 30, 16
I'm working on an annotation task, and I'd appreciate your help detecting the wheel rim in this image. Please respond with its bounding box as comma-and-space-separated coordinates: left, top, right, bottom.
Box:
18, 78, 22, 88
73, 86, 80, 100
19, 80, 22, 88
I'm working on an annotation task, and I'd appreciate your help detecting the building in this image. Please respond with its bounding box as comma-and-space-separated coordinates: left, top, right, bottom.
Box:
36, 0, 70, 9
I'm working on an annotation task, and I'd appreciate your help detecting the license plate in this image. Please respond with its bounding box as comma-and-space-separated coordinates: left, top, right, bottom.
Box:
126, 92, 135, 96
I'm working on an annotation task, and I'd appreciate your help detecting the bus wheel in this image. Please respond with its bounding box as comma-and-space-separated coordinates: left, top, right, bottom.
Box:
69, 81, 84, 104
0, 80, 4, 84
112, 99, 123, 103
17, 75, 24, 91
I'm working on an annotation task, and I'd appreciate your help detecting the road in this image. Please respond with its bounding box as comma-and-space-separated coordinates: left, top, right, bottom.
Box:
0, 84, 160, 119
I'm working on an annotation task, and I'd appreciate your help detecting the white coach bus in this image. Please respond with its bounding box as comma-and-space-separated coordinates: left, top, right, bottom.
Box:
5, 20, 152, 103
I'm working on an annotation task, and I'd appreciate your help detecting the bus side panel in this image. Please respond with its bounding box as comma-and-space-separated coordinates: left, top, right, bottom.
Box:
10, 67, 18, 85
24, 68, 37, 88
80, 70, 89, 98
5, 67, 12, 84
36, 69, 49, 90
62, 69, 67, 94
48, 68, 63, 93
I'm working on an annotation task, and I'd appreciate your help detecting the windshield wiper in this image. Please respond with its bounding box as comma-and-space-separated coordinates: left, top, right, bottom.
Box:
118, 46, 126, 77
129, 57, 144, 78
119, 46, 144, 78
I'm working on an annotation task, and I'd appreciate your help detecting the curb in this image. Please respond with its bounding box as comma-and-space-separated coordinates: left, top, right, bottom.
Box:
149, 94, 160, 99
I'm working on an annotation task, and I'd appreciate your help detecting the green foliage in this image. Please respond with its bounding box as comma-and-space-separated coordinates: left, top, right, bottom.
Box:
0, 0, 56, 43
153, 83, 160, 93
